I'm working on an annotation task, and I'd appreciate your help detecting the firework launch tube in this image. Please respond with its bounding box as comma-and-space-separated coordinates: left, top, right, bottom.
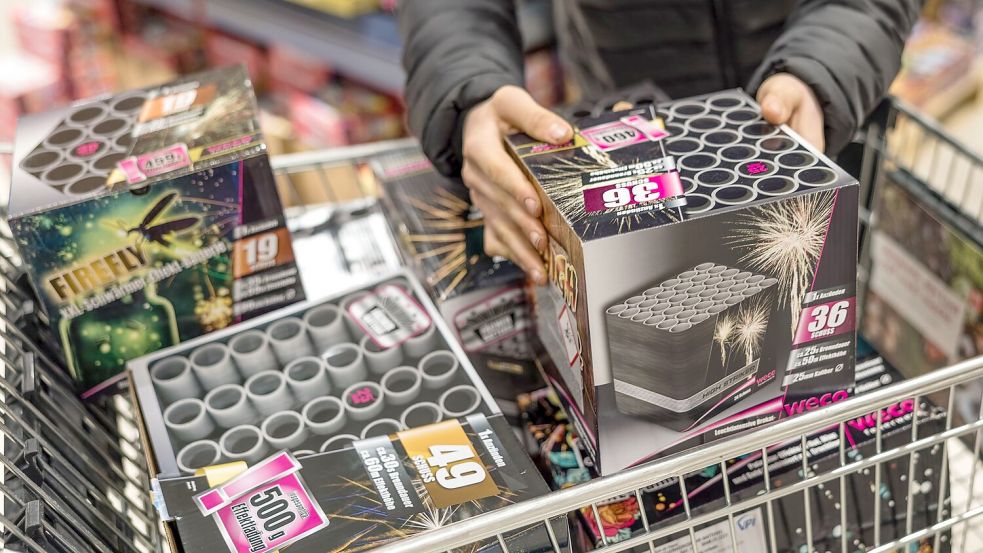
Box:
294, 450, 316, 458
190, 343, 240, 389
284, 356, 331, 404
380, 366, 422, 406
418, 350, 459, 390
220, 425, 268, 465
176, 440, 222, 475
245, 371, 295, 417
400, 402, 442, 429
301, 396, 346, 436
66, 104, 108, 127
360, 418, 403, 440
204, 384, 255, 429
339, 294, 367, 337
361, 335, 403, 376
44, 126, 86, 150
228, 330, 278, 378
439, 385, 482, 419
20, 148, 64, 173
303, 304, 350, 352
323, 343, 368, 388
342, 381, 384, 422
164, 398, 216, 443
267, 317, 315, 364
261, 410, 309, 450
151, 356, 202, 405
42, 162, 86, 188
320, 434, 358, 453
402, 323, 438, 360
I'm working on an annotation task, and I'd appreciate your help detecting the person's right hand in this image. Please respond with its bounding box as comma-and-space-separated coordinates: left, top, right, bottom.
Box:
461, 85, 573, 285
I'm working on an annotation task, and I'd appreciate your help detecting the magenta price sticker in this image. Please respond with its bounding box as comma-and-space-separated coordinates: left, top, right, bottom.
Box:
213, 472, 328, 553
117, 143, 191, 184
582, 172, 684, 213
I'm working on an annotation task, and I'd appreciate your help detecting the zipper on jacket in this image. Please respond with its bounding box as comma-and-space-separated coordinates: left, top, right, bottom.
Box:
710, 0, 739, 88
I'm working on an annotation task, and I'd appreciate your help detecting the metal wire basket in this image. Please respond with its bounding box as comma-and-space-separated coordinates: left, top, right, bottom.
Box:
0, 97, 979, 553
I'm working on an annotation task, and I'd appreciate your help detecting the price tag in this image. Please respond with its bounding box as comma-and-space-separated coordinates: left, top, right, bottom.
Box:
397, 420, 499, 508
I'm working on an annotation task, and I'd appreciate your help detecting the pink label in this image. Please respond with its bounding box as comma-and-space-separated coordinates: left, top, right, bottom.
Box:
195, 452, 302, 516
213, 472, 328, 553
580, 116, 669, 152
582, 172, 684, 213
204, 134, 256, 156
620, 115, 670, 141
793, 297, 855, 345
117, 143, 191, 184
74, 141, 104, 158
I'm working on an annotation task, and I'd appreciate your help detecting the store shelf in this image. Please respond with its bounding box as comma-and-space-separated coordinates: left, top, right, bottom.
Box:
131, 0, 555, 96
132, 0, 406, 94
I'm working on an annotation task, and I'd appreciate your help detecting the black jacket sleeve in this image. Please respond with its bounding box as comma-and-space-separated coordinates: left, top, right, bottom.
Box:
748, 0, 921, 154
398, 0, 524, 177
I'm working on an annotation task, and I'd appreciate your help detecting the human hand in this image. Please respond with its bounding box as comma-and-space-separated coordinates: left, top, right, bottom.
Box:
757, 73, 825, 152
462, 85, 573, 284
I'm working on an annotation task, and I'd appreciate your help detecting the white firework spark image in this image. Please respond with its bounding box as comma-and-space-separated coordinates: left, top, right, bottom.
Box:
713, 314, 735, 367
728, 191, 835, 333
733, 301, 769, 366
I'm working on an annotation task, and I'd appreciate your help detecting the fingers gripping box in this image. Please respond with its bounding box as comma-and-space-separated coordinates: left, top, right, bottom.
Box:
507, 90, 859, 474
7, 66, 304, 394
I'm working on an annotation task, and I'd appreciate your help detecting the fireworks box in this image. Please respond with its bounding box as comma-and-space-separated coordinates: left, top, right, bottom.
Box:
520, 358, 950, 553
7, 66, 305, 395
373, 147, 543, 415
507, 90, 859, 474
152, 417, 569, 553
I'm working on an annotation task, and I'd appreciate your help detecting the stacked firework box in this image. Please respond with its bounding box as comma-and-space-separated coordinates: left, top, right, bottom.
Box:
520, 358, 950, 553
7, 66, 304, 396
507, 90, 859, 474
136, 272, 568, 553
374, 147, 543, 417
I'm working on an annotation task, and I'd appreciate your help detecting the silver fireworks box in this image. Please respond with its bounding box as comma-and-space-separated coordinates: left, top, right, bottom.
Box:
507, 90, 859, 474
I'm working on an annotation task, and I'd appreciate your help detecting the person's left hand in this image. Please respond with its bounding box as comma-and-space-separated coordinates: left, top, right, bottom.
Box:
757, 73, 825, 152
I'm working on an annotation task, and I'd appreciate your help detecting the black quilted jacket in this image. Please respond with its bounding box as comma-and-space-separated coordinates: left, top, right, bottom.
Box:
398, 0, 921, 176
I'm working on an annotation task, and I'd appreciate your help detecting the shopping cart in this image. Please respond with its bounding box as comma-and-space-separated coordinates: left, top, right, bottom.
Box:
0, 97, 978, 553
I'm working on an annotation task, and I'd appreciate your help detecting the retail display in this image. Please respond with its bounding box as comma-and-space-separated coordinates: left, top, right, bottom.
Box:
7, 66, 305, 394
510, 89, 860, 474
862, 170, 983, 380
374, 148, 543, 414
130, 271, 501, 477
154, 417, 569, 553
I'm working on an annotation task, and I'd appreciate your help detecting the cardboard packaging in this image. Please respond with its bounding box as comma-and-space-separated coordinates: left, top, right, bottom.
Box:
508, 90, 859, 474
373, 148, 543, 415
8, 66, 305, 395
130, 271, 508, 477
520, 357, 949, 552
153, 415, 569, 553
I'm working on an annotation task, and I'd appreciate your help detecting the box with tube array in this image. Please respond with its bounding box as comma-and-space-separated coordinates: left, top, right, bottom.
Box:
7, 66, 304, 395
132, 271, 568, 553
153, 423, 569, 553
507, 90, 859, 474
130, 271, 509, 477
373, 147, 542, 417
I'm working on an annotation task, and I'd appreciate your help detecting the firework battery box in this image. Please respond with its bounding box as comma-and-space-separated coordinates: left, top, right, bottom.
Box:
506, 90, 859, 474
152, 416, 570, 553
374, 147, 543, 415
7, 66, 305, 395
130, 270, 516, 478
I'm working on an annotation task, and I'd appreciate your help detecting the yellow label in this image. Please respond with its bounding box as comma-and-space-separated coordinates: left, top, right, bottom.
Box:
398, 420, 498, 508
